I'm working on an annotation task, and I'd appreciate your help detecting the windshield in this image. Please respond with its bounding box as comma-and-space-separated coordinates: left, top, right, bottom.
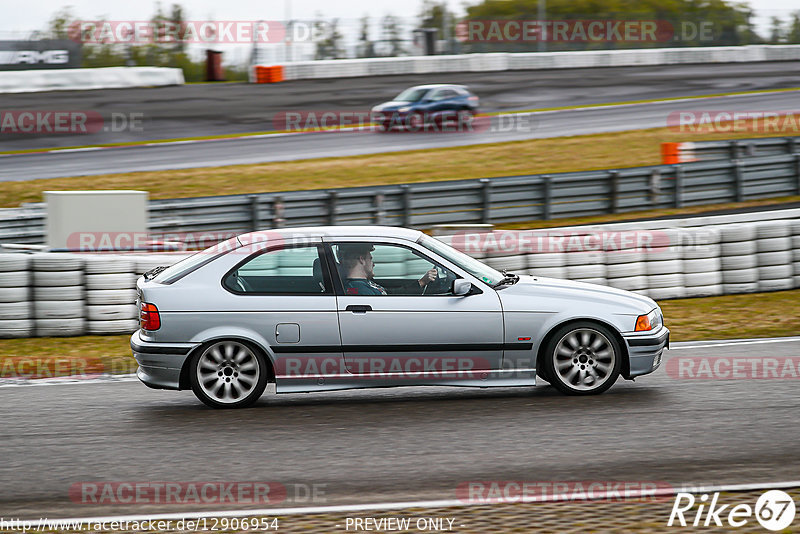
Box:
394, 87, 430, 102
419, 235, 504, 286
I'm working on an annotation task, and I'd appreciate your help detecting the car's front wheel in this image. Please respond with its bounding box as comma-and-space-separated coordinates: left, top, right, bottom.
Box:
543, 322, 621, 395
189, 340, 268, 408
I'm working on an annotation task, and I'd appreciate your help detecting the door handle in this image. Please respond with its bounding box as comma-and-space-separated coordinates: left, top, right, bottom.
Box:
346, 305, 372, 313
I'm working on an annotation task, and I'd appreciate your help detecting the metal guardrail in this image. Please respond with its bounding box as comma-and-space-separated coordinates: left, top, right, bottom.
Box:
2, 145, 800, 245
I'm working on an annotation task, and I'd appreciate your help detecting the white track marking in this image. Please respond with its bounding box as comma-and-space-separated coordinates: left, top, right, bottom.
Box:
670, 336, 800, 350
18, 480, 800, 526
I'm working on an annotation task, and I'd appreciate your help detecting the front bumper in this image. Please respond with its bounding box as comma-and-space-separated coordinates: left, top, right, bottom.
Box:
623, 327, 669, 378
130, 331, 199, 390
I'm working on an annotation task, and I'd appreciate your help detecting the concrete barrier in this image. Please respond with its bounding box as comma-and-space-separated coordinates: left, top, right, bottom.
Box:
253, 45, 800, 82
0, 67, 185, 94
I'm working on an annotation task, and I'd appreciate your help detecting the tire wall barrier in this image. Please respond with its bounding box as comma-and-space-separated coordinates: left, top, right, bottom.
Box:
0, 212, 799, 338
0, 253, 189, 338
443, 214, 800, 302
0, 67, 185, 94
252, 45, 800, 82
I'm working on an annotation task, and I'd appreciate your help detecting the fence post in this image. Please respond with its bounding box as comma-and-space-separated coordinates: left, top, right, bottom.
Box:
649, 169, 661, 206
609, 170, 620, 214
272, 196, 285, 228
795, 153, 800, 195
374, 193, 385, 225
542, 175, 552, 220
480, 178, 491, 224
401, 185, 411, 227
730, 140, 740, 160
732, 159, 744, 202
327, 191, 338, 225
674, 166, 684, 208
248, 195, 260, 232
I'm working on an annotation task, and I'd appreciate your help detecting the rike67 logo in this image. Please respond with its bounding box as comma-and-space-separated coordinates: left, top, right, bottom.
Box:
668, 490, 796, 531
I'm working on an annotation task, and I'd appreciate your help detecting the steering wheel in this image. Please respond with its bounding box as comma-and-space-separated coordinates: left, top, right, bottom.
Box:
424, 266, 456, 294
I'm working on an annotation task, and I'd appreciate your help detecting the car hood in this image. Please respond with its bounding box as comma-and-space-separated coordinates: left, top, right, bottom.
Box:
372, 101, 414, 111
495, 275, 657, 316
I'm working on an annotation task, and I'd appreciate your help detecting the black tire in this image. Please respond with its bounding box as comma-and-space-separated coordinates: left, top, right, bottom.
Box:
542, 321, 622, 395
189, 340, 269, 409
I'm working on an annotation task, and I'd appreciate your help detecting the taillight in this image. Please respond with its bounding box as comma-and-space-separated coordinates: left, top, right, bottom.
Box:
140, 302, 161, 331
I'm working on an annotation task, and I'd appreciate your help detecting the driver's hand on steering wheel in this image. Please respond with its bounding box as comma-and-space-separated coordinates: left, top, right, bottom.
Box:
418, 268, 438, 287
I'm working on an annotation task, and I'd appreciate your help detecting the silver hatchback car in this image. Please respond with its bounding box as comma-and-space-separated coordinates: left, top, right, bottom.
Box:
132, 226, 668, 408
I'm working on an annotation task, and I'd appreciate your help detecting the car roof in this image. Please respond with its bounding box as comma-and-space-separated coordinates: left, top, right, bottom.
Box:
408, 84, 468, 91
237, 226, 424, 244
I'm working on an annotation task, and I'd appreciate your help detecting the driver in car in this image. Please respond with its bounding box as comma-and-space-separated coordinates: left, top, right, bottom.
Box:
339, 243, 437, 295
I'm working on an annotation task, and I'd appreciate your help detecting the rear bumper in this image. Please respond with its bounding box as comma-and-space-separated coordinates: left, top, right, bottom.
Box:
130, 331, 198, 390
623, 327, 669, 378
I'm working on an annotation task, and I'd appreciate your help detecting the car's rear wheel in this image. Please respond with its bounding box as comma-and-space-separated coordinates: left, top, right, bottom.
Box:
190, 340, 268, 408
543, 322, 621, 395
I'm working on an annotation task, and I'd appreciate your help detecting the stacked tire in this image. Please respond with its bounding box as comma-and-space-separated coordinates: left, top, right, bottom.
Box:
133, 254, 189, 277
720, 223, 759, 294
606, 239, 649, 296
793, 220, 800, 288
0, 254, 32, 338
84, 256, 139, 335
755, 221, 794, 292
680, 227, 722, 298
564, 251, 606, 285
486, 253, 527, 274
31, 253, 85, 337
645, 229, 685, 300
527, 252, 566, 279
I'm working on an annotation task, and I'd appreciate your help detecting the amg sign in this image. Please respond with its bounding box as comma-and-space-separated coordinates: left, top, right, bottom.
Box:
0, 40, 81, 70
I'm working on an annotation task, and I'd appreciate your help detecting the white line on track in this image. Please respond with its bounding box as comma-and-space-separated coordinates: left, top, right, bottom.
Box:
670, 336, 800, 350
19, 480, 800, 526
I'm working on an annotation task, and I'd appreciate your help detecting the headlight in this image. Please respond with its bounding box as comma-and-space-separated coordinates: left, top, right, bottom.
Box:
635, 309, 662, 332
398, 106, 412, 112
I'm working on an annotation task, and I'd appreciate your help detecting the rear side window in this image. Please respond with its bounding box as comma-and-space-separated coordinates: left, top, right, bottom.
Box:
223, 245, 331, 295
151, 237, 238, 284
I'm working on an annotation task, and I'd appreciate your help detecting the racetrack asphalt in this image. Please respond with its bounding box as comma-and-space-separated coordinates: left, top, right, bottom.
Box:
2, 89, 799, 182
1, 337, 798, 520
2, 61, 799, 149
0, 61, 799, 181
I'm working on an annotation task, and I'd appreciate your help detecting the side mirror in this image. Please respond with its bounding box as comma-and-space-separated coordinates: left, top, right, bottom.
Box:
452, 279, 472, 296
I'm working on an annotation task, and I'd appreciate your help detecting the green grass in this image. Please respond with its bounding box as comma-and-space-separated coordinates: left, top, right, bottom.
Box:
3, 121, 800, 208
1, 290, 797, 378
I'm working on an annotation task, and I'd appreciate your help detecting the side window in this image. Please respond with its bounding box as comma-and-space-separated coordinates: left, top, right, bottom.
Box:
428, 90, 444, 101
331, 242, 458, 296
223, 245, 330, 294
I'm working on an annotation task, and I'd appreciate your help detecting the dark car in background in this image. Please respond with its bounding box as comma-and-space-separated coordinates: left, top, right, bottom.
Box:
371, 84, 479, 131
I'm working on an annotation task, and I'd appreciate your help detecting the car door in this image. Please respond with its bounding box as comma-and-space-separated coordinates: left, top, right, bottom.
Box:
327, 239, 504, 382
221, 242, 344, 388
